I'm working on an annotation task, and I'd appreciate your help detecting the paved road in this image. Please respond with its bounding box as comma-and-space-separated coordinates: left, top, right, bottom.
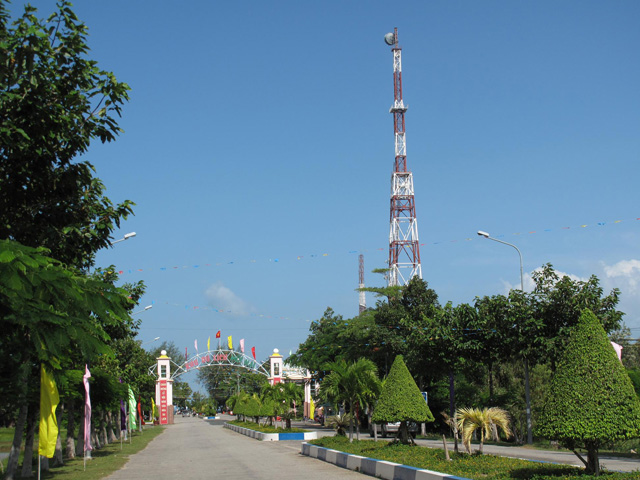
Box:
104, 415, 364, 480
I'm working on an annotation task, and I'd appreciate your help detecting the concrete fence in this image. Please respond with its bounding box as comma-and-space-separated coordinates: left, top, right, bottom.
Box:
301, 442, 471, 480
224, 422, 317, 442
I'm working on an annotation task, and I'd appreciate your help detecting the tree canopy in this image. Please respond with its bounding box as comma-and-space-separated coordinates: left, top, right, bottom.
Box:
0, 0, 133, 268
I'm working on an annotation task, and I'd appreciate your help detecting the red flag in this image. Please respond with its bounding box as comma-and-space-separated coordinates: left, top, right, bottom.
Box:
215, 330, 221, 338
137, 396, 145, 425
251, 346, 256, 360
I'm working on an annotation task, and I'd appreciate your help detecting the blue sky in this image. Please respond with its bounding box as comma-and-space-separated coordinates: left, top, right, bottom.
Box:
10, 1, 640, 389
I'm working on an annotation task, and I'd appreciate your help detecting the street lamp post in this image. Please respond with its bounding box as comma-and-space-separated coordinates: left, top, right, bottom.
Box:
477, 231, 523, 291
477, 230, 532, 444
110, 232, 136, 245
141, 336, 160, 347
132, 305, 153, 316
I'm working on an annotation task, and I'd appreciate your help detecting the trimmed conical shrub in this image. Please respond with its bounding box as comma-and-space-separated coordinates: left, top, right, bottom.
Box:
537, 309, 640, 474
372, 355, 433, 443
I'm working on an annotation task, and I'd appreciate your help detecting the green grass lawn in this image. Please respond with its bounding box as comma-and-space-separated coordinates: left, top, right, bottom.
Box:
311, 436, 640, 480
1, 426, 164, 480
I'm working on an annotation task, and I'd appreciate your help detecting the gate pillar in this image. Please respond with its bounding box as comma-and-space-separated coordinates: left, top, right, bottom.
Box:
156, 350, 174, 425
269, 348, 283, 385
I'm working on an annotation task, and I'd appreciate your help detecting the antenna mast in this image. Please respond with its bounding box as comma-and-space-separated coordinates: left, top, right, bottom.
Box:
359, 254, 366, 314
385, 28, 422, 287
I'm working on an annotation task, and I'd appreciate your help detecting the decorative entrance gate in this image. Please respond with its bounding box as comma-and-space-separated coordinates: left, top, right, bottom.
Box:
149, 348, 311, 425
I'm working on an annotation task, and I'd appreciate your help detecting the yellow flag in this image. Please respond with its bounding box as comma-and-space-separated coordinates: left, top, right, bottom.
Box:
151, 397, 156, 420
38, 365, 59, 458
207, 336, 210, 351
227, 335, 233, 350
310, 397, 315, 421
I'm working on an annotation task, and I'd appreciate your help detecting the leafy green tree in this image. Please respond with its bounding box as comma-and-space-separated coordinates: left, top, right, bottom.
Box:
1, 1, 136, 475
288, 308, 347, 380
369, 277, 441, 379
321, 358, 381, 442
372, 355, 434, 444
532, 264, 623, 369
536, 309, 640, 475
244, 395, 262, 424
0, 240, 131, 477
0, 0, 132, 269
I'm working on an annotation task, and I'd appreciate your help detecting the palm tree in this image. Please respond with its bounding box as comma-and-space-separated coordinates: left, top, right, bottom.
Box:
326, 413, 352, 436
455, 407, 512, 454
261, 382, 303, 428
321, 358, 381, 442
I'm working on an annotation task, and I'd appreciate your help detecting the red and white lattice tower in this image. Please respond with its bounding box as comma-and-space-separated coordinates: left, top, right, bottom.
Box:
359, 254, 366, 314
385, 28, 422, 287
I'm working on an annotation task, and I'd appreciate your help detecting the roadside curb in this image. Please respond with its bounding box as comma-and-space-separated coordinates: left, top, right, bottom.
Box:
301, 442, 470, 480
224, 422, 318, 441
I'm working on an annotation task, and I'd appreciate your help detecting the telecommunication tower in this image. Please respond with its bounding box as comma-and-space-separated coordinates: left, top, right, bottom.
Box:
359, 254, 366, 314
385, 28, 422, 287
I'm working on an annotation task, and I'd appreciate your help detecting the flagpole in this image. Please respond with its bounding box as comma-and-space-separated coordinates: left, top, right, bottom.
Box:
38, 455, 41, 480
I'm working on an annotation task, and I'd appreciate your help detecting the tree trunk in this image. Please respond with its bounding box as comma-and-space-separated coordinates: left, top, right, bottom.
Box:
75, 401, 85, 456
523, 358, 533, 444
66, 398, 76, 459
442, 434, 451, 461
107, 410, 118, 442
6, 400, 28, 480
488, 364, 494, 403
54, 403, 64, 466
449, 369, 458, 453
91, 430, 99, 450
6, 355, 32, 480
586, 444, 600, 475
20, 407, 37, 478
100, 410, 108, 446
397, 421, 412, 445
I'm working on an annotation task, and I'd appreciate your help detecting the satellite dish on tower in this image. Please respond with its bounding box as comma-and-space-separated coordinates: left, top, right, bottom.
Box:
384, 32, 395, 45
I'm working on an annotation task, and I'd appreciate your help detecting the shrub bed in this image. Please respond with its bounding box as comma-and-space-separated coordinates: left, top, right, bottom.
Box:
309, 437, 640, 480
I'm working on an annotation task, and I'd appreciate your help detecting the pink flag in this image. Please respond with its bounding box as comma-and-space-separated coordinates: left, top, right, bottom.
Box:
83, 365, 92, 452
611, 341, 623, 362
251, 346, 256, 360
240, 338, 245, 353
195, 339, 198, 353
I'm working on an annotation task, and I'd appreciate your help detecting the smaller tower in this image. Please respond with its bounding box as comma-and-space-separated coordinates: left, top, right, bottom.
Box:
269, 348, 283, 385
359, 254, 366, 314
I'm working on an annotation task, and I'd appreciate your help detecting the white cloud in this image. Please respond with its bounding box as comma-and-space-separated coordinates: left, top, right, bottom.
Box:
204, 282, 252, 315
602, 259, 640, 294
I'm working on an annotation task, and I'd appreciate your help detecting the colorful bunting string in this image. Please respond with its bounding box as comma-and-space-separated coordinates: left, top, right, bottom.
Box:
98, 215, 638, 277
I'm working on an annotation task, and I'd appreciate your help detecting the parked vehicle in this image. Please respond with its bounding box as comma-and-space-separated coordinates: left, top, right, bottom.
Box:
369, 421, 418, 438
